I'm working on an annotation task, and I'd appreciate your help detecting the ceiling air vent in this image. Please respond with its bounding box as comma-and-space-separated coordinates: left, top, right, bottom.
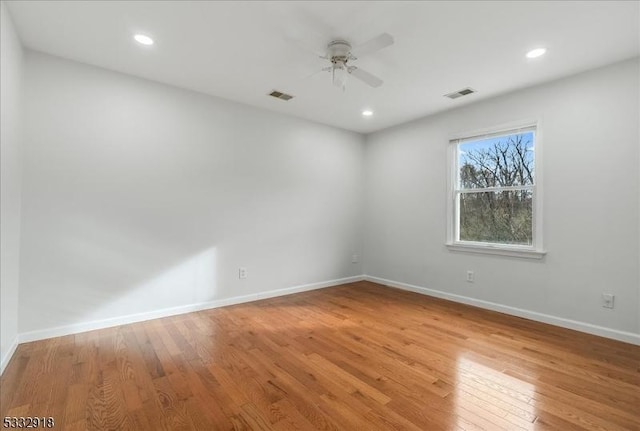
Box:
444, 87, 476, 100
268, 90, 294, 101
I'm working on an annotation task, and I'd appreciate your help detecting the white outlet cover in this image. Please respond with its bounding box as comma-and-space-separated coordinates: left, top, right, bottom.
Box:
466, 271, 474, 282
239, 267, 247, 279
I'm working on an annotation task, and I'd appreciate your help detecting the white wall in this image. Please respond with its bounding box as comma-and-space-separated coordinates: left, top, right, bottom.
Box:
1, 2, 24, 372
19, 52, 364, 336
364, 58, 640, 339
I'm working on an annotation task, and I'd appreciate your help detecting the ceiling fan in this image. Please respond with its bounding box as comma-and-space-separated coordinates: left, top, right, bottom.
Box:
315, 33, 394, 91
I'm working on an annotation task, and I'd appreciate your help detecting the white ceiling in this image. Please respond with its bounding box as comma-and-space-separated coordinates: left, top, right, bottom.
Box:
6, 1, 640, 134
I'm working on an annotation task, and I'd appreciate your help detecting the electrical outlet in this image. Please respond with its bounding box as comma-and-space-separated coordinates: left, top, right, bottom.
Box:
466, 270, 474, 283
602, 293, 614, 309
352, 254, 359, 264
239, 267, 247, 279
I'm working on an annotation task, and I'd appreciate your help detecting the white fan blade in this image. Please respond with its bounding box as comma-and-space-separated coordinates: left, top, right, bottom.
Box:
281, 31, 327, 58
349, 67, 383, 88
351, 33, 394, 58
272, 4, 332, 57
301, 66, 332, 80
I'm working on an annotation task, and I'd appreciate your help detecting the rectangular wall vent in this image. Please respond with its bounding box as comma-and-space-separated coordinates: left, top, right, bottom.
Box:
444, 87, 476, 100
268, 90, 294, 101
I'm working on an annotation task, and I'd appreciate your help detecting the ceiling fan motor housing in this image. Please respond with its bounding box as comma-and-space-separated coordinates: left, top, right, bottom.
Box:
327, 40, 353, 64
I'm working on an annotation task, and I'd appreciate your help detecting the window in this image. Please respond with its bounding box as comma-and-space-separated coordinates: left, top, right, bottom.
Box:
447, 123, 544, 258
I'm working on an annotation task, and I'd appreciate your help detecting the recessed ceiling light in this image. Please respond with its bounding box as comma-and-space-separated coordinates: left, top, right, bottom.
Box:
362, 110, 373, 117
134, 34, 154, 46
526, 48, 546, 59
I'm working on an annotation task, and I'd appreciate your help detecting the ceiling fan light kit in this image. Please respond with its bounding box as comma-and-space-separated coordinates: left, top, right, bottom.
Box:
327, 40, 352, 90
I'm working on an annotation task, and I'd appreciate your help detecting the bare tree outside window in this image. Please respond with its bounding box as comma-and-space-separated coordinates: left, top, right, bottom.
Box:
457, 132, 535, 245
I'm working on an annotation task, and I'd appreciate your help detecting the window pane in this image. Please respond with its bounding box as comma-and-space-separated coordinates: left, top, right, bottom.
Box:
459, 131, 535, 189
459, 190, 532, 245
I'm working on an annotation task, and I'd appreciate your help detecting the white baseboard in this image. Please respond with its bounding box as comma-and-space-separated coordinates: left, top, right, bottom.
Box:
364, 275, 640, 346
1, 336, 19, 376
18, 275, 365, 344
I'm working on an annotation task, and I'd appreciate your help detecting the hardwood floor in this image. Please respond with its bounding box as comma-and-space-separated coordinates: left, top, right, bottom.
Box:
1, 281, 639, 430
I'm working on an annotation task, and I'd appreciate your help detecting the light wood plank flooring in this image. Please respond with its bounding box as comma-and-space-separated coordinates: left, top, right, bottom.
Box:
1, 281, 639, 430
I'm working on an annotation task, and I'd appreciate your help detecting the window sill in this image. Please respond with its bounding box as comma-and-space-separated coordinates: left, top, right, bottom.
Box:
445, 242, 546, 259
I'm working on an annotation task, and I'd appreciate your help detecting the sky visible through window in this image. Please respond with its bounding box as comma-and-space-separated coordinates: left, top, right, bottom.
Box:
458, 131, 535, 188
459, 132, 534, 165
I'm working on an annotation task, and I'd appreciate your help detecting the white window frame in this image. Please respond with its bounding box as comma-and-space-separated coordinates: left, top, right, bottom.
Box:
446, 120, 545, 259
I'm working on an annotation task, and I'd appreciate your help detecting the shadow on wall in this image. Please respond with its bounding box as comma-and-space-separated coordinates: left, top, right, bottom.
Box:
19, 204, 223, 333
78, 246, 219, 324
